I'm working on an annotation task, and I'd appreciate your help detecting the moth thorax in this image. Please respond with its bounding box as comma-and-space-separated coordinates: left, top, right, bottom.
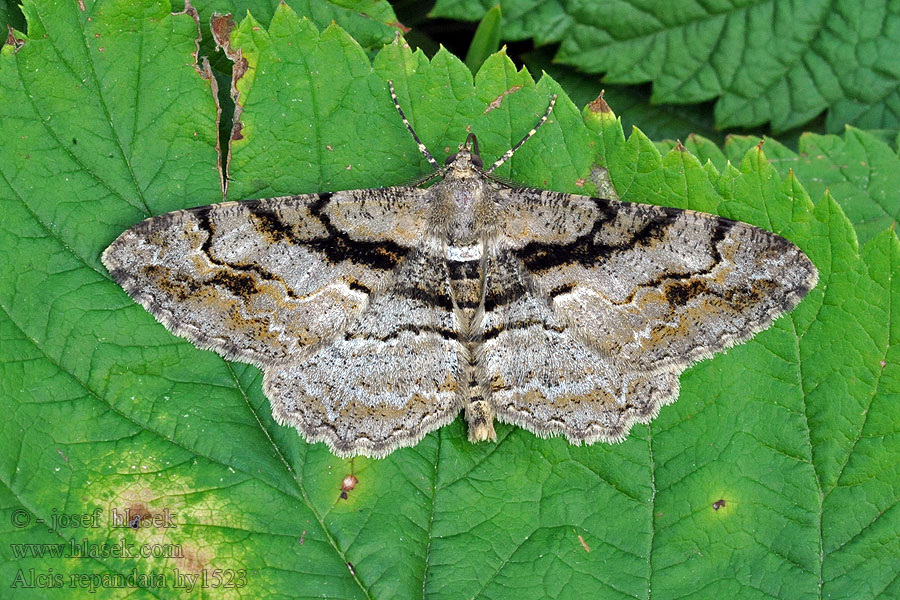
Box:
445, 180, 485, 240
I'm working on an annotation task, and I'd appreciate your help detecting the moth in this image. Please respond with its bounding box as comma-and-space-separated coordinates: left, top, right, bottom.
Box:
102, 83, 818, 458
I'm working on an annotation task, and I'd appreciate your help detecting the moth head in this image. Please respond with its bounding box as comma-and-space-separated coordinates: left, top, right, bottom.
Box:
444, 133, 484, 172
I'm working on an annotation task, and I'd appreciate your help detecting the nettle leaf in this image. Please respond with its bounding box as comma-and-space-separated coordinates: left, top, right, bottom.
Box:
676, 128, 900, 246
1, 1, 898, 599
432, 0, 900, 134
432, 0, 570, 46
190, 0, 402, 55
524, 47, 726, 147
2, 0, 26, 34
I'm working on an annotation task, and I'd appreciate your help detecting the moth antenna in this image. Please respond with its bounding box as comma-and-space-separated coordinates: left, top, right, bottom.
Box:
389, 80, 441, 171
487, 94, 557, 174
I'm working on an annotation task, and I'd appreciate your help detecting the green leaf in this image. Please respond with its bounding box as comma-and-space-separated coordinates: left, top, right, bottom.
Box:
2, 2, 899, 599
432, 0, 569, 46
192, 0, 403, 164
432, 0, 900, 134
1, 0, 27, 34
191, 0, 401, 54
522, 46, 726, 146
464, 3, 501, 74
679, 128, 900, 245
